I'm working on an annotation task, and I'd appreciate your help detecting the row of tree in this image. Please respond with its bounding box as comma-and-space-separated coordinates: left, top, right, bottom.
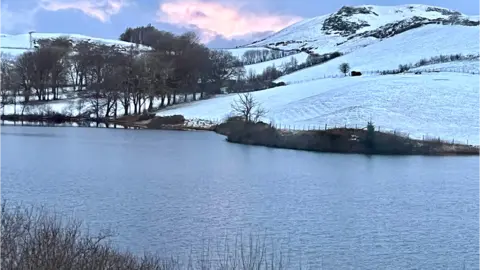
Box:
382, 53, 479, 75
1, 27, 246, 118
240, 49, 297, 65
0, 25, 349, 119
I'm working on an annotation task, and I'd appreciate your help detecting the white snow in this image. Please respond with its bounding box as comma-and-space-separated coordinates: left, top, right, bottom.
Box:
247, 4, 478, 52
276, 25, 480, 84
223, 47, 273, 59
409, 60, 480, 74
243, 52, 310, 75
0, 32, 150, 56
2, 93, 202, 118
156, 73, 479, 145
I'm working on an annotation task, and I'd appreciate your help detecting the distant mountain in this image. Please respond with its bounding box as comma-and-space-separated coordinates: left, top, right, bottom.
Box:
243, 4, 479, 55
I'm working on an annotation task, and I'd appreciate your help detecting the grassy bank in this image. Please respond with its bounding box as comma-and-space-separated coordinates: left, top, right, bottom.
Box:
1, 203, 292, 270
4, 112, 477, 156
215, 118, 479, 156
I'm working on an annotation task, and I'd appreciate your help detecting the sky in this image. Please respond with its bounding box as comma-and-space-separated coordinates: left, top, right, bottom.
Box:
1, 0, 478, 48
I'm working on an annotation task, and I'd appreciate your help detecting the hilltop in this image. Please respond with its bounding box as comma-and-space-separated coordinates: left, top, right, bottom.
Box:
0, 33, 150, 56
243, 4, 479, 54
275, 24, 479, 83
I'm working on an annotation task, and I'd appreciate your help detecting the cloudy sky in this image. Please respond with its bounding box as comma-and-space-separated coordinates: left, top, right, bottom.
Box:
1, 0, 477, 48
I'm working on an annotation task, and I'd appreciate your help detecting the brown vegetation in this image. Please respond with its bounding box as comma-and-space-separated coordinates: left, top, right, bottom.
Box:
1, 202, 291, 270
1, 27, 245, 120
216, 119, 479, 156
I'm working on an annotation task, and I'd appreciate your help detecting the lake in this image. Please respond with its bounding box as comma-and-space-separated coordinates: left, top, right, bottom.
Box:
1, 125, 479, 269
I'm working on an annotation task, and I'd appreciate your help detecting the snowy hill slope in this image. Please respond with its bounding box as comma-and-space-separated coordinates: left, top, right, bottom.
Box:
246, 4, 478, 54
276, 24, 479, 83
0, 33, 150, 56
409, 60, 479, 74
156, 73, 479, 145
243, 52, 310, 75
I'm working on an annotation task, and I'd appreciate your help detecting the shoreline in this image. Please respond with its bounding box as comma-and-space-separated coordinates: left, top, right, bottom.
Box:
2, 114, 478, 156
109, 115, 480, 156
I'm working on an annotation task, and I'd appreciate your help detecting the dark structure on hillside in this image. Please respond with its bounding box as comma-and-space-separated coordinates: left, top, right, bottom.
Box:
351, 71, 362, 76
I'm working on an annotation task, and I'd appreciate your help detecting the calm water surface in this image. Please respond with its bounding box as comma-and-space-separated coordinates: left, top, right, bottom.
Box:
1, 126, 479, 269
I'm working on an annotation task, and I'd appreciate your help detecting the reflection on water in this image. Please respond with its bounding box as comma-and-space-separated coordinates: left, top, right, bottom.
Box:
1, 126, 479, 269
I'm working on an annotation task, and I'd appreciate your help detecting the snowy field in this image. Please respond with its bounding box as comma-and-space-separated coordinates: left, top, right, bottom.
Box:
248, 4, 478, 52
156, 72, 479, 145
223, 47, 273, 58
1, 94, 197, 117
243, 52, 310, 75
409, 60, 480, 74
276, 25, 480, 83
0, 33, 150, 56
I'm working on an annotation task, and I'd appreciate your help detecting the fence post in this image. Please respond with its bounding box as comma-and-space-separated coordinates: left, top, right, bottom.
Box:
325, 124, 327, 130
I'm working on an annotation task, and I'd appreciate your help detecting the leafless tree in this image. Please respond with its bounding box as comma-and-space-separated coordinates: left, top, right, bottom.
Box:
210, 50, 245, 94
1, 25, 253, 119
35, 37, 73, 100
1, 56, 15, 114
339, 62, 350, 76
231, 92, 268, 123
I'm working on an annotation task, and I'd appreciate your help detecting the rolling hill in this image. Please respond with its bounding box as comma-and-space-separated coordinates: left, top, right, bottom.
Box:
245, 4, 478, 55
0, 33, 150, 56
156, 72, 479, 145
275, 24, 479, 83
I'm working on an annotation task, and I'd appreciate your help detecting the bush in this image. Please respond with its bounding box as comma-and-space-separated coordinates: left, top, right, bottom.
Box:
365, 121, 375, 149
147, 115, 185, 128
1, 202, 292, 270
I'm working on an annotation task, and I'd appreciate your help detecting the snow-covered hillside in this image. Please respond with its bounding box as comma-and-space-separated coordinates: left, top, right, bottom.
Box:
223, 48, 273, 59
276, 24, 479, 83
247, 4, 479, 54
243, 52, 310, 75
156, 73, 479, 145
409, 60, 480, 74
0, 33, 150, 56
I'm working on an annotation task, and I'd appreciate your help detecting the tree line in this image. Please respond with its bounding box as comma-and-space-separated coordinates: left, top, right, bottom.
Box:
0, 24, 347, 119
381, 53, 479, 75
240, 49, 297, 65
1, 26, 245, 118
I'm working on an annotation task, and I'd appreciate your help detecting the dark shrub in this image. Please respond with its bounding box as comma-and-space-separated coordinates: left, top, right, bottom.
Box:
365, 121, 375, 149
147, 115, 185, 128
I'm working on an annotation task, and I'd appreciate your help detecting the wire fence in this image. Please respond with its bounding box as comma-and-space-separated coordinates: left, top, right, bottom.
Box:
183, 118, 477, 146
286, 67, 480, 85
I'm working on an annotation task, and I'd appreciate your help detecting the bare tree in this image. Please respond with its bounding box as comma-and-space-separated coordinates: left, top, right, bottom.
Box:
210, 50, 245, 94
231, 92, 267, 123
1, 57, 15, 114
339, 62, 350, 76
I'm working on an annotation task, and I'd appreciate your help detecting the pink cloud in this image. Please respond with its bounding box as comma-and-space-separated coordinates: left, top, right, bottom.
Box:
156, 0, 303, 43
40, 0, 128, 22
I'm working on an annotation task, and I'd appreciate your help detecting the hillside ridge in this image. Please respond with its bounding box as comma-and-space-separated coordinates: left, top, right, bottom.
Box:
243, 4, 479, 54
